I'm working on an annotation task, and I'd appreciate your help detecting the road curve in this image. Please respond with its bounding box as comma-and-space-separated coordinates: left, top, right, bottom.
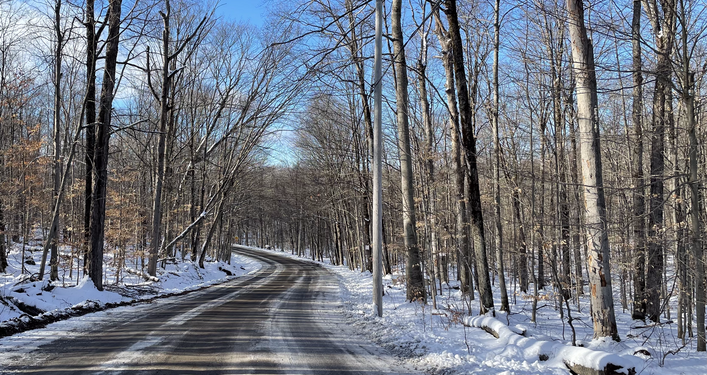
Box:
1, 247, 419, 374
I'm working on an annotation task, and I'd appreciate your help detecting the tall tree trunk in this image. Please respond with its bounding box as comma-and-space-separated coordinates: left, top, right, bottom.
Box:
511, 180, 528, 293
680, 0, 705, 349
491, 0, 508, 312
391, 0, 425, 302
630, 0, 647, 321
445, 0, 494, 314
84, 0, 97, 276
0, 198, 6, 272
545, 15, 571, 301
344, 0, 373, 273
644, 0, 676, 323
417, 27, 439, 304
50, 0, 62, 281
89, 0, 122, 291
567, 94, 584, 297
524, 54, 539, 321
503, 145, 528, 293
433, 11, 472, 297
40, 0, 64, 281
566, 0, 619, 341
148, 0, 172, 276
687, 92, 704, 349
539, 118, 550, 291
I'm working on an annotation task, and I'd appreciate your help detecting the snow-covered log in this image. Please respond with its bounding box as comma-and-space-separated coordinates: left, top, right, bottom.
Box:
125, 268, 159, 282
464, 316, 639, 375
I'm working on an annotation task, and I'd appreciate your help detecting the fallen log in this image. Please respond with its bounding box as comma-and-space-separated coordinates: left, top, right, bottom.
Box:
463, 316, 639, 375
125, 268, 159, 282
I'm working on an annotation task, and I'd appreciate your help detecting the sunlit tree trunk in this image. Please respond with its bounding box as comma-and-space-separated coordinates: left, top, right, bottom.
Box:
392, 0, 425, 302
148, 0, 172, 277
678, 0, 705, 349
49, 0, 62, 281
630, 0, 647, 321
417, 23, 439, 306
643, 0, 676, 323
491, 0, 508, 313
433, 10, 472, 297
566, 0, 619, 341
89, 0, 122, 291
445, 0, 494, 314
344, 0, 373, 273
39, 0, 64, 281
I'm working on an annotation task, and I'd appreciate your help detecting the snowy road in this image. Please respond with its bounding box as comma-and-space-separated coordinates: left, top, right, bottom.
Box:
1, 247, 418, 374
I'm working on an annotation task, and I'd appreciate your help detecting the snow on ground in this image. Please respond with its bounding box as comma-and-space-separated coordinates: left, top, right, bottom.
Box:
1, 239, 704, 375
0, 239, 261, 325
257, 247, 706, 375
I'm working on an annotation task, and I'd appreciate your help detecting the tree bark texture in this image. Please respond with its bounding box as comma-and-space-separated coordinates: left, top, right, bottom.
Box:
84, 0, 97, 276
50, 0, 62, 281
39, 0, 63, 281
492, 0, 508, 313
89, 0, 122, 291
417, 30, 440, 304
444, 0, 494, 313
433, 10, 472, 296
630, 0, 647, 321
644, 0, 676, 323
392, 0, 425, 303
148, 0, 172, 277
566, 0, 619, 341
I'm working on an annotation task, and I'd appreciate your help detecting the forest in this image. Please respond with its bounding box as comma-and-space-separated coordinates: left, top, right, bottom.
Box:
0, 0, 704, 356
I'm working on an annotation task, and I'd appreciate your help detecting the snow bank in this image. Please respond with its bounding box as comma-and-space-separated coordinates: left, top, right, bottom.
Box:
1, 249, 261, 338
464, 316, 641, 375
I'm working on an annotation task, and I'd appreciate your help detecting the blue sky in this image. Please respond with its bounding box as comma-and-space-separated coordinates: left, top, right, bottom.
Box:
214, 1, 266, 26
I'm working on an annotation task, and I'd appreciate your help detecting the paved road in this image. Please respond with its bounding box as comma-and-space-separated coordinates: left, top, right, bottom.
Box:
1, 247, 418, 374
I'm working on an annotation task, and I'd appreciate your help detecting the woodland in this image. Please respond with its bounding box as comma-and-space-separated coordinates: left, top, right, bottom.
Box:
0, 0, 705, 355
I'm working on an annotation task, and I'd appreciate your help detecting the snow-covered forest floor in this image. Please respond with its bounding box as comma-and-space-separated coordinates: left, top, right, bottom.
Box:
0, 242, 704, 374
0, 239, 261, 326
262, 247, 705, 375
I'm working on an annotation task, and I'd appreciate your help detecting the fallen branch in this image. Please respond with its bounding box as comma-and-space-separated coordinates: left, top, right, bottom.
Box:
125, 268, 159, 282
218, 266, 233, 276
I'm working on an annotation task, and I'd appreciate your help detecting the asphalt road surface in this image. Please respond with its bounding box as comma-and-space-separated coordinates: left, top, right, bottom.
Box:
1, 247, 419, 374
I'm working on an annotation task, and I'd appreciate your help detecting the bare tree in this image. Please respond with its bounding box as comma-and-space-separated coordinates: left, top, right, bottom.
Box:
491, 0, 509, 313
677, 0, 705, 350
39, 0, 68, 281
432, 9, 473, 298
566, 0, 619, 341
643, 0, 677, 323
89, 0, 122, 290
444, 0, 494, 314
83, 0, 102, 276
630, 0, 647, 321
147, 0, 210, 276
414, 1, 439, 307
391, 0, 425, 302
